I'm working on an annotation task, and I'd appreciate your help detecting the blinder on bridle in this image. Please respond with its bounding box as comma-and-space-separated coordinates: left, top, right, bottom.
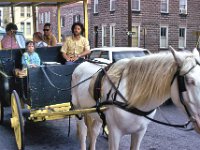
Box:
176, 58, 200, 119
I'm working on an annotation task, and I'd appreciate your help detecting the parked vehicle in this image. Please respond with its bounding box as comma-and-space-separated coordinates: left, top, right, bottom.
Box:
89, 47, 150, 63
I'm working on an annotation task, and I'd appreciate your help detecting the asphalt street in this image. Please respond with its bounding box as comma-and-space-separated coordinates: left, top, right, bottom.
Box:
0, 104, 200, 150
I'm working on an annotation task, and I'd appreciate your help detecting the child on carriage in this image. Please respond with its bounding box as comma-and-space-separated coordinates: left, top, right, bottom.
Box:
21, 41, 41, 68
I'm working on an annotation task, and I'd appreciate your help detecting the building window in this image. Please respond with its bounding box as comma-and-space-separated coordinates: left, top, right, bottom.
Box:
179, 28, 186, 48
20, 7, 25, 17
110, 25, 115, 47
132, 0, 140, 11
161, 0, 169, 13
94, 0, 99, 13
179, 0, 187, 14
61, 16, 65, 27
48, 12, 51, 22
45, 12, 48, 23
20, 22, 25, 33
26, 22, 31, 35
73, 14, 80, 23
27, 6, 31, 17
40, 13, 44, 24
102, 25, 107, 47
110, 0, 116, 11
132, 25, 140, 47
160, 26, 168, 48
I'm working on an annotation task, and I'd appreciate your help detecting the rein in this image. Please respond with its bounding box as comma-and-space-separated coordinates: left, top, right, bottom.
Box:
41, 66, 102, 91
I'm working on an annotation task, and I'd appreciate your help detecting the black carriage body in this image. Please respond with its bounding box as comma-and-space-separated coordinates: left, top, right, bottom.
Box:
28, 64, 78, 108
0, 46, 67, 107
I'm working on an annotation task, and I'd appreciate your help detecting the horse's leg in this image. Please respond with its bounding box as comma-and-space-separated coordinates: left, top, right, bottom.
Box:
130, 128, 147, 150
88, 120, 102, 150
108, 126, 122, 150
77, 118, 88, 150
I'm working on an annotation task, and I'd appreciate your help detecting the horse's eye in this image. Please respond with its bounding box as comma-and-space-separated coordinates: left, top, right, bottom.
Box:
185, 76, 195, 86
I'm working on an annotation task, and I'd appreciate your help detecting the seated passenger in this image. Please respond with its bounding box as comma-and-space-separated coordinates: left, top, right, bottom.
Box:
21, 41, 41, 68
33, 32, 48, 48
61, 22, 91, 64
43, 23, 57, 46
1, 23, 20, 49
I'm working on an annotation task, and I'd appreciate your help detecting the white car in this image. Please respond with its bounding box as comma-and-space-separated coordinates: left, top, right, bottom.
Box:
89, 47, 150, 63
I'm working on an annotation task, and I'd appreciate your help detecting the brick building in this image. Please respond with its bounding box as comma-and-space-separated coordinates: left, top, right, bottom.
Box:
38, 1, 91, 42
90, 0, 200, 52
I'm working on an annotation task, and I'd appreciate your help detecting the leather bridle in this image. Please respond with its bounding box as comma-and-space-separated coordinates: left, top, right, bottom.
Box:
93, 59, 200, 129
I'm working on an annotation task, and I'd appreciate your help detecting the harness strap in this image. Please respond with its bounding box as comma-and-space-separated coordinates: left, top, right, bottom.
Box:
177, 75, 192, 118
102, 68, 155, 115
101, 101, 155, 116
99, 101, 191, 128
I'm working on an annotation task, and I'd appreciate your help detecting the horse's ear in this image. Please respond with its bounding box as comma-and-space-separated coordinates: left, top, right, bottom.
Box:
192, 48, 199, 57
169, 46, 183, 67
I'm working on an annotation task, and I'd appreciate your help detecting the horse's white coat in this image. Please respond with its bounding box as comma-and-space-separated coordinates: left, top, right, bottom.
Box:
71, 48, 200, 150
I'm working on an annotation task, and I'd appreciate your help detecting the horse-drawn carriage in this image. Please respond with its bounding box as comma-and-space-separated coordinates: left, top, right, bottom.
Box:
0, 46, 107, 150
2, 46, 200, 150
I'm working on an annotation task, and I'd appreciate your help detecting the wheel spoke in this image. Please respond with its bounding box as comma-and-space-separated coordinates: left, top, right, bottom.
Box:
10, 91, 24, 150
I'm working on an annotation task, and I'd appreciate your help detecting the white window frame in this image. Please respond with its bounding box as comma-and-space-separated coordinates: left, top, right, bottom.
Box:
160, 26, 168, 48
47, 11, 51, 22
45, 12, 48, 23
110, 0, 116, 11
132, 0, 140, 11
26, 22, 31, 36
61, 16, 65, 27
132, 25, 140, 47
94, 0, 99, 13
27, 6, 31, 17
161, 0, 169, 13
102, 25, 107, 47
20, 22, 25, 33
179, 27, 187, 49
41, 13, 44, 24
20, 7, 25, 17
179, 0, 187, 14
110, 24, 116, 47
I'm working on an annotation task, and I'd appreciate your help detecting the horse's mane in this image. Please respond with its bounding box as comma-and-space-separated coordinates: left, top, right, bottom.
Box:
106, 52, 197, 109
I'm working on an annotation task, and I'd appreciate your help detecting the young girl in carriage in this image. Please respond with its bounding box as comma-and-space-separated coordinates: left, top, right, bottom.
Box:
21, 41, 41, 68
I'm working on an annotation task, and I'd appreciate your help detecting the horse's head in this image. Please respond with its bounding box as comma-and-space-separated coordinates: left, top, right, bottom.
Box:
171, 47, 200, 133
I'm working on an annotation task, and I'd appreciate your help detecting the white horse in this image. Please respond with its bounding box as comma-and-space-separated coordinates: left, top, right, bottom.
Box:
71, 48, 200, 150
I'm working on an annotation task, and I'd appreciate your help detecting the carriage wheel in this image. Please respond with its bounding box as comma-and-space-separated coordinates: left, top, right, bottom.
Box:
0, 100, 4, 124
10, 90, 24, 150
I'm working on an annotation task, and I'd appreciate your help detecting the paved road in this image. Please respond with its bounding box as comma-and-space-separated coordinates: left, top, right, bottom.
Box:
0, 104, 200, 150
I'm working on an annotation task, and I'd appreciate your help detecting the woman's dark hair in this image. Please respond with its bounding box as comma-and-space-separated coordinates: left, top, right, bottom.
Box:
26, 41, 34, 47
6, 23, 18, 32
71, 22, 85, 35
33, 32, 44, 41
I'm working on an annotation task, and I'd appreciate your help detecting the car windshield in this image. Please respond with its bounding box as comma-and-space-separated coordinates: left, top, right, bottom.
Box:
112, 51, 149, 62
89, 50, 109, 60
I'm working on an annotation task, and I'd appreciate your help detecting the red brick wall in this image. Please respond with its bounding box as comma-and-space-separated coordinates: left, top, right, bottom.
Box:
38, 2, 91, 42
90, 0, 200, 52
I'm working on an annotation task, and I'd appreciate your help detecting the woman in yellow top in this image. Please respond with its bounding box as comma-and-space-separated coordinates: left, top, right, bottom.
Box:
61, 22, 91, 64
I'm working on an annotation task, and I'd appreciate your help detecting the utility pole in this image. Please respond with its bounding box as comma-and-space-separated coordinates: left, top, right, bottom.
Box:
11, 3, 15, 23
128, 0, 132, 47
32, 6, 37, 33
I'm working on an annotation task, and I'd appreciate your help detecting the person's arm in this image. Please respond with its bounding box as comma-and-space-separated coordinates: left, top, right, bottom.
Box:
21, 53, 29, 67
61, 39, 72, 61
77, 50, 91, 58
51, 35, 57, 46
34, 53, 41, 66
77, 38, 91, 58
